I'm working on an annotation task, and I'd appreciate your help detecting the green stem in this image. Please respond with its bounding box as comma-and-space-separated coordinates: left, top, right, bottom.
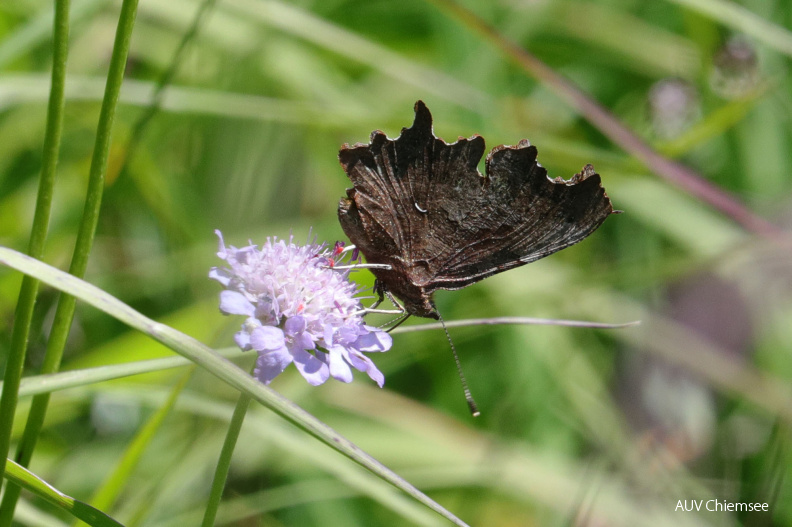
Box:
0, 246, 469, 527
74, 370, 193, 527
119, 0, 217, 180
666, 0, 792, 57
3, 460, 125, 527
201, 378, 253, 527
0, 0, 71, 496
0, 0, 139, 521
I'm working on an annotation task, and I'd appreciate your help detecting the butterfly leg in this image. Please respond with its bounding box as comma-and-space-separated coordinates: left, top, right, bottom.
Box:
383, 288, 406, 314
384, 312, 411, 332
372, 279, 407, 313
369, 279, 386, 310
371, 280, 411, 332
355, 280, 404, 316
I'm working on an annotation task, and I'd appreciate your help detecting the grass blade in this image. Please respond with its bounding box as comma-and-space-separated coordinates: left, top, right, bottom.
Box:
200, 389, 251, 527
3, 460, 124, 527
666, 0, 792, 57
0, 0, 140, 522
0, 0, 73, 506
423, 0, 780, 238
75, 371, 192, 526
0, 246, 470, 527
218, 0, 488, 107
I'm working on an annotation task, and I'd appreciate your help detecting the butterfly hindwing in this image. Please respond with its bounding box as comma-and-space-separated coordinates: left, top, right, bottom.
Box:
338, 101, 614, 317
429, 145, 612, 289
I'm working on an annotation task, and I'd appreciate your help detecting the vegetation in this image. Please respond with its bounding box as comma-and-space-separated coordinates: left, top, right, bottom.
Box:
1, 0, 791, 525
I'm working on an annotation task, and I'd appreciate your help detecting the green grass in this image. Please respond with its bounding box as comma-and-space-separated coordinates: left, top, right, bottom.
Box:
1, 0, 791, 525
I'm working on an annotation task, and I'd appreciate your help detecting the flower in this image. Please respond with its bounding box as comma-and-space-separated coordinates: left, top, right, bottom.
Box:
648, 78, 700, 139
209, 230, 392, 387
710, 36, 759, 99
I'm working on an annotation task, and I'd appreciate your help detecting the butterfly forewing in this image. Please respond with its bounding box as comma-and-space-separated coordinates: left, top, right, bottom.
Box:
338, 101, 614, 317
429, 146, 612, 289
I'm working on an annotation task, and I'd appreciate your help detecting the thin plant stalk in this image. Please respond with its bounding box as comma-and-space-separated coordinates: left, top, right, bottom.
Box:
201, 387, 253, 527
74, 370, 193, 527
2, 241, 472, 526
425, 0, 780, 239
0, 0, 140, 522
0, 0, 71, 495
2, 460, 124, 527
118, 0, 217, 180
4, 309, 637, 398
665, 0, 792, 57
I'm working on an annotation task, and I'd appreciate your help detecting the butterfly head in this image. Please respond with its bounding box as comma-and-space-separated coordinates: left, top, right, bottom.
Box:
368, 266, 440, 320
402, 293, 440, 320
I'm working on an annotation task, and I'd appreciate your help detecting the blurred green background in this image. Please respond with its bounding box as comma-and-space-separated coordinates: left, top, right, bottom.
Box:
1, 0, 792, 525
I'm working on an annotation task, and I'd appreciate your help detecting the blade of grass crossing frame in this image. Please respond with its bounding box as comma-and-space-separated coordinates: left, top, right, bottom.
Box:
0, 0, 72, 502
422, 0, 780, 238
0, 247, 470, 527
201, 389, 252, 527
0, 0, 140, 523
3, 460, 124, 527
665, 0, 792, 57
73, 370, 193, 527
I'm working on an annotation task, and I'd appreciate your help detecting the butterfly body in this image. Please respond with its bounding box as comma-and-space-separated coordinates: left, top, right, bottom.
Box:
338, 101, 615, 319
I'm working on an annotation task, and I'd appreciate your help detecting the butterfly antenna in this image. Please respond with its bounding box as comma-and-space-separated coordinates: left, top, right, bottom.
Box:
436, 311, 480, 417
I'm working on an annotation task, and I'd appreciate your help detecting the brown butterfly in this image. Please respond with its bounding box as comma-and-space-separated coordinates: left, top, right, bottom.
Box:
338, 101, 616, 320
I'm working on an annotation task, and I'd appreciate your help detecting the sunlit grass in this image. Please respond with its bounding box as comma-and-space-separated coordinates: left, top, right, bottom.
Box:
1, 0, 791, 525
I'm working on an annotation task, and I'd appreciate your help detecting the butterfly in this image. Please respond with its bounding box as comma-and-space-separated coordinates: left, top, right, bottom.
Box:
338, 101, 616, 319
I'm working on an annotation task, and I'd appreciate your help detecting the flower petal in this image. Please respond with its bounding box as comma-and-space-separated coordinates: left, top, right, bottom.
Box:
323, 324, 335, 347
215, 229, 228, 259
354, 329, 393, 352
342, 347, 367, 371
327, 347, 353, 383
254, 347, 293, 384
234, 330, 251, 351
294, 331, 315, 351
337, 325, 359, 345
284, 315, 306, 335
250, 326, 286, 351
291, 348, 329, 386
208, 267, 232, 286
366, 363, 385, 388
219, 290, 255, 316
346, 350, 385, 388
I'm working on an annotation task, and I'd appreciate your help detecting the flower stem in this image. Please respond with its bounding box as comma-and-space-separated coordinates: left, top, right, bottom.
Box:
0, 0, 71, 500
201, 386, 253, 527
0, 0, 140, 521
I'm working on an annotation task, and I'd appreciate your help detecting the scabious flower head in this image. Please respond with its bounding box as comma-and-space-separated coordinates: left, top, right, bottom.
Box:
209, 230, 392, 387
648, 78, 700, 139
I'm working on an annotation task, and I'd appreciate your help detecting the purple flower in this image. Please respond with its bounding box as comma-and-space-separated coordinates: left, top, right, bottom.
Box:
210, 230, 392, 387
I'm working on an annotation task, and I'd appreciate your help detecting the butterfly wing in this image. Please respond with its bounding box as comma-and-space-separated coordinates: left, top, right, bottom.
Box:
339, 101, 484, 285
426, 143, 613, 291
338, 101, 452, 270
338, 101, 614, 310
